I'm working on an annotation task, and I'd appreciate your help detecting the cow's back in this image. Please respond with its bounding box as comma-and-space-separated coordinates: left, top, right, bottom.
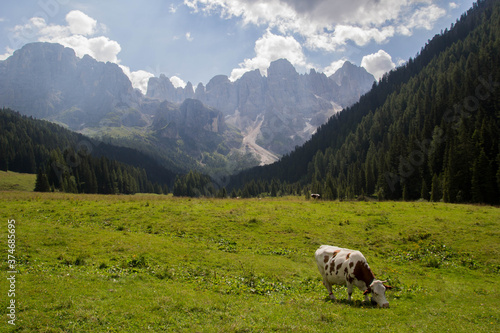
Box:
315, 245, 367, 284
315, 245, 348, 275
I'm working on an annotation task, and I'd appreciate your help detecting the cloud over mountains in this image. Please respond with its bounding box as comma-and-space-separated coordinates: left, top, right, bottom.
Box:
185, 0, 448, 80
7, 10, 152, 94
1, 0, 453, 92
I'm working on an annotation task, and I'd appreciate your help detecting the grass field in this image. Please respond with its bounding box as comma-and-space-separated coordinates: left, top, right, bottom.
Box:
0, 171, 36, 192
1, 192, 499, 332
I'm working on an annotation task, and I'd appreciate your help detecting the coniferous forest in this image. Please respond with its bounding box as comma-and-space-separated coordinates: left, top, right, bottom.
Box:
0, 109, 174, 194
230, 0, 500, 205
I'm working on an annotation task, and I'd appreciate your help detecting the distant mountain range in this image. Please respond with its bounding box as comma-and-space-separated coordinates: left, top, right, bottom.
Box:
147, 58, 374, 157
0, 42, 374, 172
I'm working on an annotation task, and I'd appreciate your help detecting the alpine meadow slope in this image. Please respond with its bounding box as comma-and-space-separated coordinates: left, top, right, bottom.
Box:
0, 193, 498, 331
230, 0, 500, 205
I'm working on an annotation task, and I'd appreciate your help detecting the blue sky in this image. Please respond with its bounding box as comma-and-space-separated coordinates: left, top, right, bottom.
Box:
0, 0, 474, 93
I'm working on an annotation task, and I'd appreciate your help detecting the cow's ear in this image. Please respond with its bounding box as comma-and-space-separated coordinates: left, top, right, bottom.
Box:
363, 288, 371, 295
383, 284, 393, 290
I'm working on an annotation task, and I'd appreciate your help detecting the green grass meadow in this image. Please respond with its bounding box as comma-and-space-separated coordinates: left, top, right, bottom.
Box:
0, 171, 36, 192
1, 192, 499, 332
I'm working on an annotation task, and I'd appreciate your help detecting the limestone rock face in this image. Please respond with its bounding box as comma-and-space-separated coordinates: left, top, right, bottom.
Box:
330, 61, 375, 107
153, 99, 224, 135
151, 98, 232, 161
0, 42, 143, 129
202, 75, 238, 115
147, 74, 194, 104
146, 58, 375, 156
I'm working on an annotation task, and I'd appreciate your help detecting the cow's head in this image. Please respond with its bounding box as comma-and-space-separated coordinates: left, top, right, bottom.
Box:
363, 280, 392, 308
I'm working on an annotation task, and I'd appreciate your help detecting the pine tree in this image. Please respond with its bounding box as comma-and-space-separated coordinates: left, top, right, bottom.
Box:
497, 151, 500, 196
154, 183, 163, 194
471, 149, 494, 203
270, 179, 278, 197
173, 177, 184, 197
218, 187, 227, 198
402, 185, 409, 201
430, 174, 441, 202
420, 180, 429, 200
34, 168, 50, 192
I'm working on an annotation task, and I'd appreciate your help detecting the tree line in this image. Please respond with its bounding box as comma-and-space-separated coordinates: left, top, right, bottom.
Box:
0, 109, 174, 194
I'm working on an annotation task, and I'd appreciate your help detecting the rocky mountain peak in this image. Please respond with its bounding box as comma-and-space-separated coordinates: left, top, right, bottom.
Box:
330, 61, 374, 87
329, 61, 375, 107
206, 75, 231, 90
0, 42, 140, 129
267, 58, 298, 78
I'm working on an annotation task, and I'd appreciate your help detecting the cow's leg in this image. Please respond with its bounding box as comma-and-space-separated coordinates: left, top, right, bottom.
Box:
346, 283, 354, 302
323, 278, 336, 300
364, 293, 370, 303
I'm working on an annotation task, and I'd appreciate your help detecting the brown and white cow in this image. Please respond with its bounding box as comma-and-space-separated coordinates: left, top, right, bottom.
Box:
315, 245, 392, 308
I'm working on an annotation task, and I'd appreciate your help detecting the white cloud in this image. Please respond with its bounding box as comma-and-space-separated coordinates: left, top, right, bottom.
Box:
396, 58, 407, 67
8, 10, 152, 93
0, 47, 14, 60
11, 11, 121, 64
170, 76, 187, 88
185, 32, 194, 41
66, 10, 97, 35
184, 0, 448, 52
306, 25, 395, 52
361, 49, 396, 80
169, 4, 179, 13
449, 2, 459, 9
120, 66, 154, 94
323, 59, 346, 77
403, 4, 447, 31
230, 30, 309, 81
45, 34, 122, 63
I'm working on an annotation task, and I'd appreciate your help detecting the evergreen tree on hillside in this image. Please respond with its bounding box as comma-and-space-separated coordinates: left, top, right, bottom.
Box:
172, 171, 216, 197
0, 108, 176, 194
34, 168, 50, 192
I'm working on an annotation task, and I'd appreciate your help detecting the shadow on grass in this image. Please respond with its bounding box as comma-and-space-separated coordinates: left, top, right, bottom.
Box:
322, 297, 379, 308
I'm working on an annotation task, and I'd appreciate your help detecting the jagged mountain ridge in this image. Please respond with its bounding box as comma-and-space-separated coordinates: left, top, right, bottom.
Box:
0, 42, 374, 171
147, 58, 375, 156
0, 42, 244, 174
0, 42, 144, 130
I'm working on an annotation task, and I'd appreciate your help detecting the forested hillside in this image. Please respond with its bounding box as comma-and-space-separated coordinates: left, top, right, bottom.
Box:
0, 109, 175, 194
230, 0, 500, 204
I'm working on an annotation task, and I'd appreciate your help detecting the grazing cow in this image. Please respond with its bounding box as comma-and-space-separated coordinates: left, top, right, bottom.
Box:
315, 245, 392, 308
311, 193, 321, 199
